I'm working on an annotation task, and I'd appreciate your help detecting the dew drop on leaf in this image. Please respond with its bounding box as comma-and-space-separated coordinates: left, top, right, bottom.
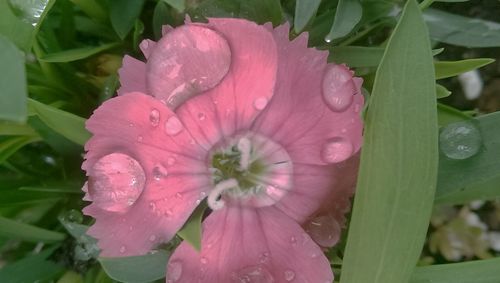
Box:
439, 121, 482, 160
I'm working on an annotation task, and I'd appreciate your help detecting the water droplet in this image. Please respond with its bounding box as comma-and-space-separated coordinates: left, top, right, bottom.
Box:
284, 270, 295, 281
233, 266, 274, 283
354, 103, 361, 113
147, 25, 231, 109
165, 116, 183, 136
88, 153, 146, 213
149, 202, 156, 212
152, 165, 168, 181
164, 208, 173, 217
167, 156, 176, 165
149, 109, 160, 126
259, 252, 270, 263
440, 121, 482, 160
175, 192, 183, 199
149, 235, 157, 242
119, 246, 126, 253
63, 209, 83, 224
322, 65, 356, 112
306, 214, 341, 247
137, 135, 144, 142
321, 137, 353, 164
198, 112, 206, 121
129, 123, 134, 127
253, 97, 268, 110
167, 260, 183, 282
290, 236, 297, 246
200, 257, 208, 264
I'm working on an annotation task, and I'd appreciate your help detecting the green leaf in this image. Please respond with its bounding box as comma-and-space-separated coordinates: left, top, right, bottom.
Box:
435, 112, 500, 203
0, 136, 40, 164
435, 58, 495, 80
0, 248, 64, 283
0, 121, 37, 136
132, 20, 144, 51
99, 250, 170, 283
0, 189, 63, 206
328, 46, 384, 67
39, 42, 120, 62
161, 0, 185, 12
177, 202, 207, 251
410, 258, 500, 283
326, 0, 363, 42
340, 1, 438, 283
437, 103, 470, 127
239, 0, 283, 25
0, 215, 65, 242
294, 0, 322, 33
0, 35, 27, 122
0, 0, 34, 51
153, 1, 170, 39
109, 0, 146, 39
435, 175, 500, 204
69, 0, 108, 22
424, 8, 500, 48
8, 0, 56, 33
436, 84, 451, 99
328, 46, 445, 68
28, 99, 91, 146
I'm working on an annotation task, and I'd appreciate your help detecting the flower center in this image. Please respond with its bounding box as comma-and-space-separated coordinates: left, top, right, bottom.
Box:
208, 133, 293, 209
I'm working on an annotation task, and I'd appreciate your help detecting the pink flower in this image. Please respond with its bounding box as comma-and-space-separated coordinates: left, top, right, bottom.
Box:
82, 18, 363, 283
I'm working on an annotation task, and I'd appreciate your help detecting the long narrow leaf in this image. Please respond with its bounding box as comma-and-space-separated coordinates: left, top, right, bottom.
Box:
410, 257, 500, 283
340, 1, 438, 282
28, 99, 91, 146
0, 215, 65, 243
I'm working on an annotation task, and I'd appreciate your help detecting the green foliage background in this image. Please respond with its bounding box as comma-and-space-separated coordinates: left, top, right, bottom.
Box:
0, 0, 499, 282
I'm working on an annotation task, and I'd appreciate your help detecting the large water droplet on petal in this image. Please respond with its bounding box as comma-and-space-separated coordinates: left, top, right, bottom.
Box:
167, 260, 183, 282
147, 25, 231, 109
88, 153, 146, 213
440, 121, 482, 160
306, 214, 341, 247
149, 109, 160, 127
232, 265, 274, 283
321, 137, 353, 164
322, 65, 357, 112
165, 116, 183, 136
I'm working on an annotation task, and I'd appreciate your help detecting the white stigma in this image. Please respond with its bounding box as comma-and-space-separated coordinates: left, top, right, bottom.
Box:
207, 178, 239, 210
237, 137, 252, 170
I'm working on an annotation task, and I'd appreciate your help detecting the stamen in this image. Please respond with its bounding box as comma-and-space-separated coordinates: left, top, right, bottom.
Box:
237, 137, 251, 170
208, 178, 239, 210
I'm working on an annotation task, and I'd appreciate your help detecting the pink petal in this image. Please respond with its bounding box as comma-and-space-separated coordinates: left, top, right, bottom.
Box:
139, 39, 157, 59
146, 24, 232, 109
303, 154, 360, 247
252, 24, 364, 166
83, 92, 211, 256
117, 56, 147, 96
166, 206, 333, 283
175, 18, 278, 146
